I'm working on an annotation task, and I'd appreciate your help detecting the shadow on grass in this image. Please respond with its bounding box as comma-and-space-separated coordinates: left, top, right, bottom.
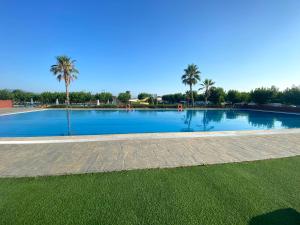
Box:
249, 208, 300, 225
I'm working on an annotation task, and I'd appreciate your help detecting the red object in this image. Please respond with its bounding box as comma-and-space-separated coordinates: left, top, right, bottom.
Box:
0, 100, 13, 108
178, 104, 183, 111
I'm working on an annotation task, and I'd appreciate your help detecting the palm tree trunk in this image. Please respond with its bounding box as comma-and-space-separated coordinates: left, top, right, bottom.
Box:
65, 81, 70, 105
205, 88, 208, 105
190, 85, 194, 107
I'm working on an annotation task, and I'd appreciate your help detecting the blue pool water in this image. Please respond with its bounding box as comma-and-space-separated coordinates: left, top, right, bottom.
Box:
0, 109, 300, 137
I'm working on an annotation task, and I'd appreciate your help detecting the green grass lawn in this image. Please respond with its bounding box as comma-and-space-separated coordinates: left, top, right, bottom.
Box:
0, 156, 299, 225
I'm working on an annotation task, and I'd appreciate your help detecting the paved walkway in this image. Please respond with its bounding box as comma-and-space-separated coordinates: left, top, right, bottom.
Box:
0, 107, 44, 116
0, 132, 299, 177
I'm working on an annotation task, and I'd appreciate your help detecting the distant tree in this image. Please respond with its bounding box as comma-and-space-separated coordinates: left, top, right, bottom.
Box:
147, 96, 156, 104
40, 92, 65, 104
10, 89, 36, 103
199, 79, 215, 104
226, 90, 241, 104
174, 93, 186, 103
195, 93, 205, 102
95, 92, 113, 103
209, 87, 225, 105
185, 91, 198, 103
50, 55, 79, 105
31, 93, 40, 102
117, 91, 131, 103
239, 92, 251, 103
162, 94, 174, 103
269, 86, 281, 103
11, 89, 25, 102
162, 93, 185, 103
40, 92, 52, 104
0, 89, 13, 100
250, 87, 278, 104
138, 93, 152, 100
282, 86, 300, 105
70, 92, 92, 103
181, 64, 201, 107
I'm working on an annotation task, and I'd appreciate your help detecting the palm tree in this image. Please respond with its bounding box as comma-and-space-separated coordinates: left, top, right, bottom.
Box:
50, 56, 79, 105
199, 79, 215, 104
181, 64, 201, 107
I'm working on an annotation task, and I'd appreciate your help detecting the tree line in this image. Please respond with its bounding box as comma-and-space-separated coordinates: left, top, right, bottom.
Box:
1, 85, 299, 105
0, 89, 131, 104
162, 85, 300, 105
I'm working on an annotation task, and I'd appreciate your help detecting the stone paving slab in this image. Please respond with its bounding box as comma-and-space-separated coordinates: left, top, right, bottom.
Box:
0, 107, 45, 116
0, 132, 299, 177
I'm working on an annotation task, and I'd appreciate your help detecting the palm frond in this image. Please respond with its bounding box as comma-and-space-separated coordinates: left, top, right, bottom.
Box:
181, 64, 201, 86
50, 55, 79, 83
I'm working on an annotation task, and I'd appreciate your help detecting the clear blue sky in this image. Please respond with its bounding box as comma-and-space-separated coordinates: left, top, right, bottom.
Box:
0, 0, 300, 96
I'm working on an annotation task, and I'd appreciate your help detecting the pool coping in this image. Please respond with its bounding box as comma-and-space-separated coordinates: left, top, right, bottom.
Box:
1, 107, 300, 116
1, 128, 300, 145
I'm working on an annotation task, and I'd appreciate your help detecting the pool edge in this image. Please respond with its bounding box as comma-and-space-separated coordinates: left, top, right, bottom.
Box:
1, 128, 300, 145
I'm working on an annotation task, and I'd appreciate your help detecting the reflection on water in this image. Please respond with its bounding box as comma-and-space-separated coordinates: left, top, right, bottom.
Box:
66, 109, 71, 135
182, 110, 197, 132
225, 110, 239, 119
182, 110, 225, 132
248, 113, 275, 129
180, 109, 300, 132
62, 109, 300, 136
280, 118, 300, 128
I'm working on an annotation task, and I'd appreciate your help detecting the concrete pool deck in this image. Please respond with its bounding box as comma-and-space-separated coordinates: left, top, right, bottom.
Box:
0, 107, 46, 116
0, 107, 300, 177
0, 129, 300, 177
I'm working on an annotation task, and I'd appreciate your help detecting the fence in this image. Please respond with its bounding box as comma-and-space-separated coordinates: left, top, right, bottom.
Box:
0, 100, 13, 108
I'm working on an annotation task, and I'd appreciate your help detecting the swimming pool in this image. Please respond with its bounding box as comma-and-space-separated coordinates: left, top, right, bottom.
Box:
0, 109, 300, 137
